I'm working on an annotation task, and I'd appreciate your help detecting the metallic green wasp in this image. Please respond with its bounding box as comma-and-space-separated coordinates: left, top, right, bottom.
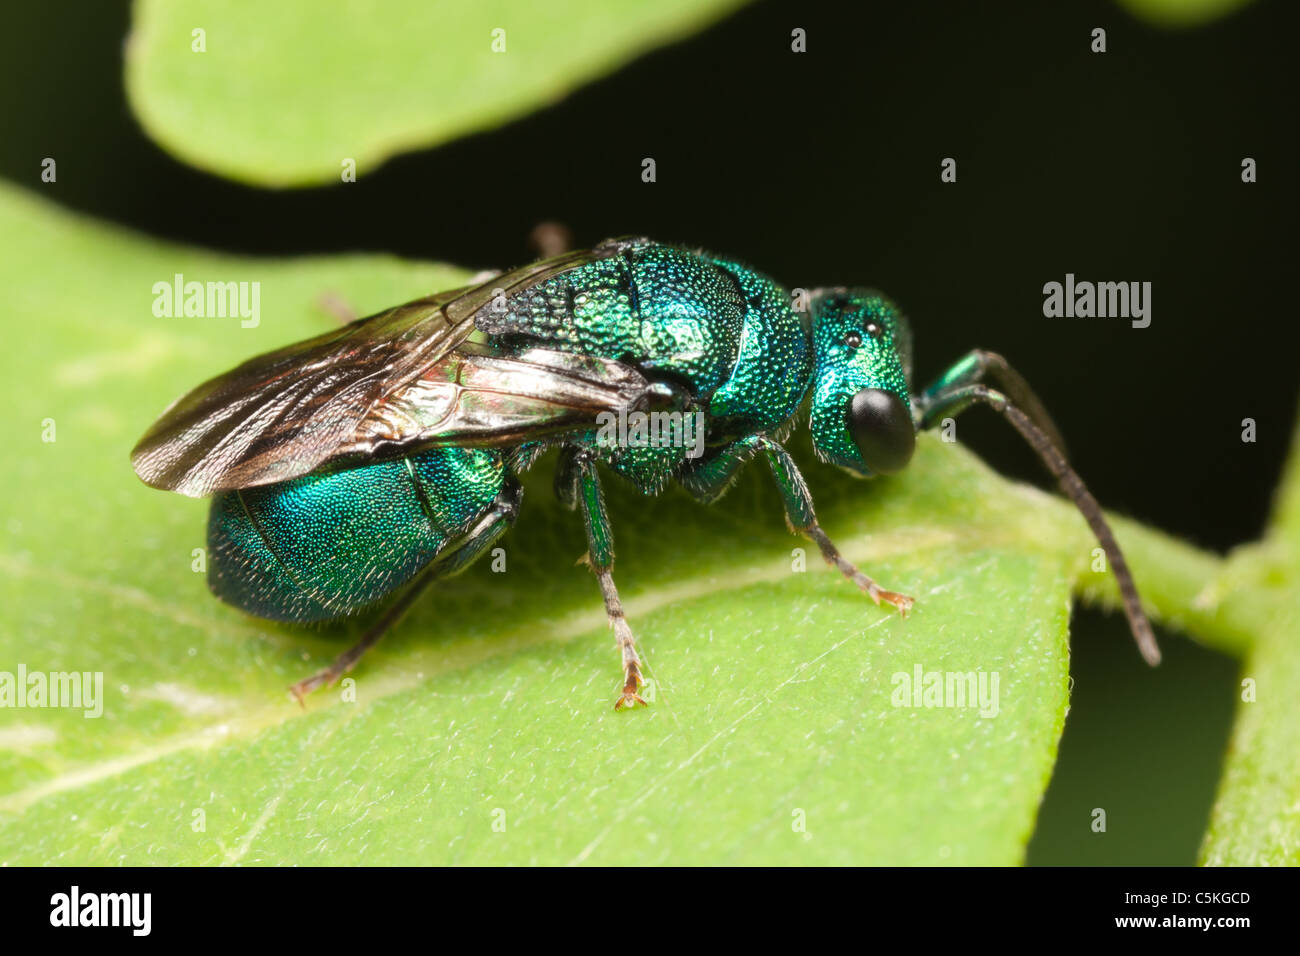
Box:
132, 237, 1159, 709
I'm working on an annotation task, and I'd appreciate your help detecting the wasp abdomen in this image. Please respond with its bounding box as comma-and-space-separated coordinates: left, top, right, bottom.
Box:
207, 446, 507, 621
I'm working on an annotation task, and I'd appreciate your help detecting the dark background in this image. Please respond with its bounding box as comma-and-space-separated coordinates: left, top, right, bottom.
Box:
6, 0, 1296, 864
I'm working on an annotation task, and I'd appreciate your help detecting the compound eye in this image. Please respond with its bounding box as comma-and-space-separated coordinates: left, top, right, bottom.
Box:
847, 388, 915, 474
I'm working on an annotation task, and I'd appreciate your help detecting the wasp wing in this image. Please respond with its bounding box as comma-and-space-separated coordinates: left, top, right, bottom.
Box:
343, 342, 674, 457
131, 246, 639, 496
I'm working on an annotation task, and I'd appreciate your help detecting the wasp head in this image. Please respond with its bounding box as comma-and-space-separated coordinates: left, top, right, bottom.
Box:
808, 288, 916, 477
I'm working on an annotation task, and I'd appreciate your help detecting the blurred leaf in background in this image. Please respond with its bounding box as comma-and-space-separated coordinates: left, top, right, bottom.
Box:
123, 0, 1260, 191
1117, 0, 1254, 27
125, 0, 750, 187
1197, 416, 1300, 865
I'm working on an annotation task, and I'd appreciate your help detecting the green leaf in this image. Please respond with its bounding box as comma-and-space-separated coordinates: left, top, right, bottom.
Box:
125, 0, 749, 187
1196, 414, 1300, 865
0, 184, 1228, 865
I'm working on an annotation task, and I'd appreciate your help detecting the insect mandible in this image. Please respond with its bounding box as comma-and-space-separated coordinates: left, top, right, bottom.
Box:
132, 237, 1160, 709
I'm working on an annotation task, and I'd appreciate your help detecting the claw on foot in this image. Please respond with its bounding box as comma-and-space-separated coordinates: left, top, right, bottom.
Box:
289, 669, 340, 707
615, 689, 649, 710
614, 670, 649, 711
868, 586, 914, 617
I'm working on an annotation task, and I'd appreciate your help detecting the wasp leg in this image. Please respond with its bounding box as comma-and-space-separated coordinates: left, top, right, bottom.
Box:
761, 439, 914, 613
289, 483, 523, 704
565, 449, 646, 710
528, 221, 573, 258
553, 444, 584, 509
915, 367, 1160, 667
681, 437, 913, 614
288, 573, 429, 703
315, 291, 359, 325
